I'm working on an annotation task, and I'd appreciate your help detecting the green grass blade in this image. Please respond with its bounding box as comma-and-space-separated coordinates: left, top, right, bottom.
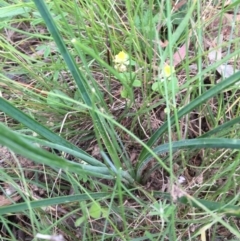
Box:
33, 0, 92, 106
139, 71, 240, 160
0, 192, 110, 215
0, 2, 33, 19
0, 98, 104, 167
137, 138, 240, 179
199, 116, 240, 138
167, 0, 196, 50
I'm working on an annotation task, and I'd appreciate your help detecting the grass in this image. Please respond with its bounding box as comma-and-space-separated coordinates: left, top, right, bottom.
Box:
1, 0, 240, 240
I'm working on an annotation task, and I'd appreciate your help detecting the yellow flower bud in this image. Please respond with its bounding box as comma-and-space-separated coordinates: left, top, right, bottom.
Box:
163, 64, 175, 77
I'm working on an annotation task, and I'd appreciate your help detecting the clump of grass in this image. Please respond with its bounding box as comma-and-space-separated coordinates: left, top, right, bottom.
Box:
1, 0, 240, 240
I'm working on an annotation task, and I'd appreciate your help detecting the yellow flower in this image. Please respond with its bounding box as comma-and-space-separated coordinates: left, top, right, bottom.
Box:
163, 64, 175, 77
113, 51, 129, 72
113, 51, 129, 64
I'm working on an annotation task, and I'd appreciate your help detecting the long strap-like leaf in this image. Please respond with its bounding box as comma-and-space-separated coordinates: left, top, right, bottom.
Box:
0, 98, 104, 167
199, 116, 240, 138
0, 123, 112, 177
137, 138, 240, 179
0, 192, 110, 215
33, 0, 92, 106
33, 0, 123, 169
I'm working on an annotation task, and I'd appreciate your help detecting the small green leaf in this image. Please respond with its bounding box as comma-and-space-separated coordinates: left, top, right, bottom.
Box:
164, 76, 179, 94
118, 73, 128, 84
132, 79, 141, 87
89, 202, 102, 219
120, 87, 129, 98
101, 208, 109, 218
152, 77, 179, 94
75, 216, 86, 227
152, 81, 163, 92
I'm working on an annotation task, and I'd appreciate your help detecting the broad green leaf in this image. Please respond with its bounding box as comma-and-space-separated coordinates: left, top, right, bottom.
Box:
89, 202, 102, 219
